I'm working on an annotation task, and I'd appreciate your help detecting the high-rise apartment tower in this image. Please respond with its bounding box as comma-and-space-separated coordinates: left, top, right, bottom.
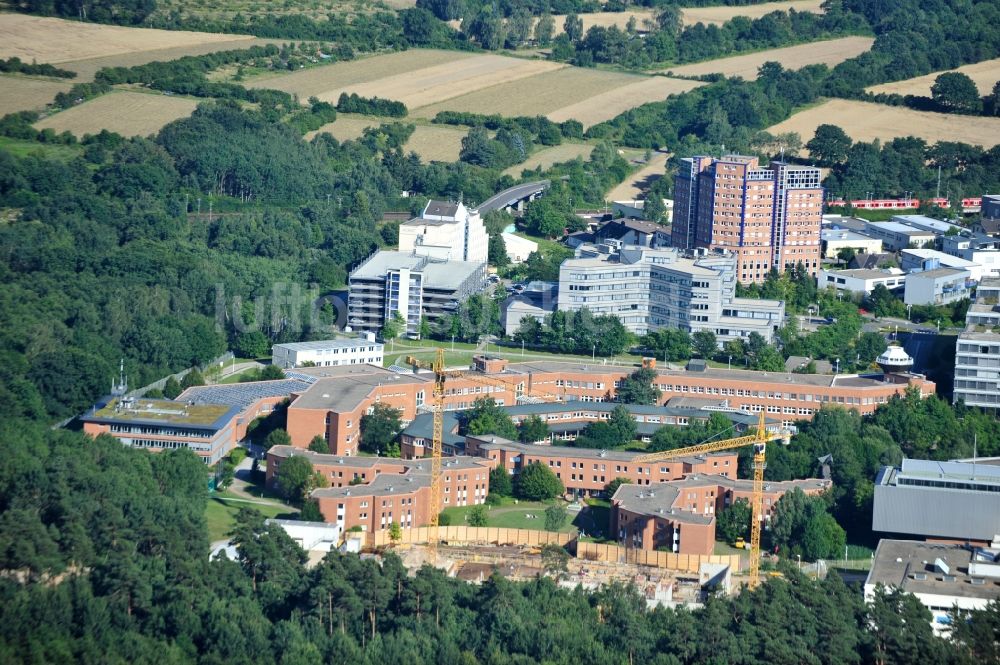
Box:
672, 155, 823, 284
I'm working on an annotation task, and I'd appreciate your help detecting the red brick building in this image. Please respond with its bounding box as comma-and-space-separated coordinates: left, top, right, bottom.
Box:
266, 446, 491, 532
611, 475, 831, 555
282, 358, 934, 456
468, 435, 739, 497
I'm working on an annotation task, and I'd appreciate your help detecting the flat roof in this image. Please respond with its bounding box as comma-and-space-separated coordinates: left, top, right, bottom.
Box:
869, 221, 935, 236
350, 250, 483, 290
824, 268, 901, 280
821, 229, 875, 241
866, 540, 1000, 601
84, 397, 238, 430
309, 455, 489, 499
273, 338, 382, 352
908, 267, 969, 279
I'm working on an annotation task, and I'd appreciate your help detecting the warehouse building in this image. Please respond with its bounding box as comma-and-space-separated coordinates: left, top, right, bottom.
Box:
873, 458, 1000, 544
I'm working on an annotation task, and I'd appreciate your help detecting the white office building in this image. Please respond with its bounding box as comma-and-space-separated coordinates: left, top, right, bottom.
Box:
942, 232, 1000, 278
821, 229, 883, 259
865, 540, 1000, 635
954, 277, 1000, 409
903, 267, 973, 306
397, 200, 488, 264
272, 336, 384, 368
862, 221, 937, 251
557, 245, 784, 342
818, 268, 905, 296
901, 248, 985, 281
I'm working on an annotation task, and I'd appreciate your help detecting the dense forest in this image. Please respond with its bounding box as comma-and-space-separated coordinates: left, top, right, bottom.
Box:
2, 425, 999, 664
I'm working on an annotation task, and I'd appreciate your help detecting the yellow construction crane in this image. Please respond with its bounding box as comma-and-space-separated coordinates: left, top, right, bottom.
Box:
631, 411, 791, 589
404, 350, 563, 558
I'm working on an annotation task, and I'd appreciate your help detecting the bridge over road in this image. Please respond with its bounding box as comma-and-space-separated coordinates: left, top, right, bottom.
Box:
475, 180, 550, 215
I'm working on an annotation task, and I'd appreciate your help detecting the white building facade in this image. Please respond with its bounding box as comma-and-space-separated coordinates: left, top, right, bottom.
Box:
557, 245, 784, 343
954, 277, 1000, 410
397, 200, 489, 264
818, 268, 905, 295
272, 337, 384, 368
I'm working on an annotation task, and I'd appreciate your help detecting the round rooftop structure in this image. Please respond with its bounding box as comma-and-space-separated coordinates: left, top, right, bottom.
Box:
876, 345, 913, 374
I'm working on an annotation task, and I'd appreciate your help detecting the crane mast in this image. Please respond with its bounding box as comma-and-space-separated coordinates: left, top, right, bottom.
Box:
632, 411, 789, 589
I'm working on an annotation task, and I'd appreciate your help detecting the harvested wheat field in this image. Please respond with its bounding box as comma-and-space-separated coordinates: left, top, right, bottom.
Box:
247, 50, 478, 98
34, 91, 198, 137
413, 67, 643, 119
309, 116, 469, 162
606, 151, 670, 201
0, 75, 74, 116
62, 38, 281, 81
680, 0, 824, 25
333, 56, 565, 109
503, 143, 594, 176
767, 99, 1000, 148
662, 36, 874, 79
867, 57, 1000, 97
0, 14, 252, 66
547, 76, 704, 128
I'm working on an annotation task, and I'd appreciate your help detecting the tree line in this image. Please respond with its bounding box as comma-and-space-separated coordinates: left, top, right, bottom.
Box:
2, 422, 999, 664
0, 56, 76, 78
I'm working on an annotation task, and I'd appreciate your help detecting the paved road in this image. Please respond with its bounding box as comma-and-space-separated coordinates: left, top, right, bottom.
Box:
477, 180, 549, 214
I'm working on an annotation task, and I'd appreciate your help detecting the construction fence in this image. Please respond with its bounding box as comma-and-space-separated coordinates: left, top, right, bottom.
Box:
368, 526, 574, 548
575, 542, 744, 574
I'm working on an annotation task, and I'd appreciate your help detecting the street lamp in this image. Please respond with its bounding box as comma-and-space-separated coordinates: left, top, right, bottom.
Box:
451, 334, 455, 351
797, 554, 802, 571
834, 358, 840, 374
906, 303, 912, 321
592, 343, 596, 361
728, 355, 732, 370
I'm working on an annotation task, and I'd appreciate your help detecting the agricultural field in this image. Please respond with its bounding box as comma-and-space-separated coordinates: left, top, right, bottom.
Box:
767, 99, 1000, 148
412, 66, 646, 119
546, 75, 703, 128
250, 51, 564, 108
503, 143, 594, 176
662, 36, 874, 79
34, 91, 199, 137
532, 0, 824, 38
0, 75, 74, 116
866, 57, 1000, 97
251, 49, 685, 126
680, 0, 824, 25
605, 150, 670, 201
309, 115, 469, 162
0, 14, 254, 71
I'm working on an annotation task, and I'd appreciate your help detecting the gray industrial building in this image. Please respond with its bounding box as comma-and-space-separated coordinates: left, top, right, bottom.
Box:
872, 458, 1000, 543
347, 250, 485, 337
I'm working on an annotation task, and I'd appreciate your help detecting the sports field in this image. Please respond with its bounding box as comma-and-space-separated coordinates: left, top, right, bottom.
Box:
34, 91, 198, 137
767, 99, 1000, 148
662, 36, 874, 79
309, 115, 469, 162
0, 75, 74, 116
866, 57, 1000, 97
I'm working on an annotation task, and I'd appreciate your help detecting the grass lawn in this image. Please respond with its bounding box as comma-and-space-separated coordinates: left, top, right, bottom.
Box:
206, 495, 297, 542
0, 136, 81, 160
714, 541, 749, 556
441, 499, 577, 533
